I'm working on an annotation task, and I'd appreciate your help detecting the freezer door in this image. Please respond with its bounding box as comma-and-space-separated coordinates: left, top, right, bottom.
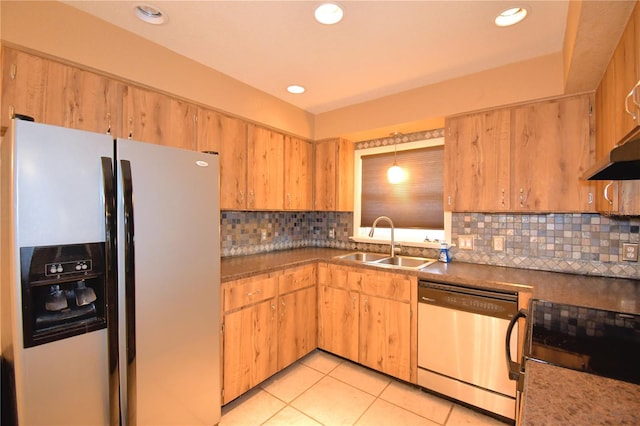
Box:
5, 120, 114, 425
116, 139, 221, 425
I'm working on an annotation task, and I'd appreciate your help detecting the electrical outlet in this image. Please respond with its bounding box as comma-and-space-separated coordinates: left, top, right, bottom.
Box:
260, 229, 267, 242
458, 235, 474, 250
328, 228, 336, 239
492, 236, 505, 252
623, 243, 638, 261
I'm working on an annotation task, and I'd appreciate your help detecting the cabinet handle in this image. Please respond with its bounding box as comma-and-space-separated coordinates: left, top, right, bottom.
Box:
519, 188, 526, 208
604, 181, 614, 205
501, 189, 505, 207
363, 297, 368, 313
10, 64, 16, 80
352, 296, 357, 309
287, 193, 292, 207
247, 290, 261, 297
238, 191, 244, 206
249, 190, 255, 207
630, 80, 640, 121
447, 195, 452, 206
588, 192, 594, 205
106, 113, 112, 135
625, 82, 640, 121
128, 117, 134, 139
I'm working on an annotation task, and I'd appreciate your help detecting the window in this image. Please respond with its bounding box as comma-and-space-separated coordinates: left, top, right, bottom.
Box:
353, 137, 450, 247
361, 146, 444, 229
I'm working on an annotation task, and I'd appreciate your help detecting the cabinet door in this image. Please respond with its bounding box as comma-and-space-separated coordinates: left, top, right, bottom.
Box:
122, 85, 197, 150
284, 136, 313, 210
197, 108, 247, 209
512, 95, 595, 212
1, 48, 47, 130
317, 285, 359, 362
444, 110, 511, 211
336, 138, 355, 211
223, 298, 277, 403
613, 9, 638, 141
277, 286, 317, 370
595, 64, 620, 213
247, 125, 284, 210
43, 61, 121, 135
359, 294, 411, 382
314, 140, 337, 211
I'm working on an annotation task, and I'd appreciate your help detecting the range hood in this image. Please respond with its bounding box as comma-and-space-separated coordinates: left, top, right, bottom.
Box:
583, 130, 640, 180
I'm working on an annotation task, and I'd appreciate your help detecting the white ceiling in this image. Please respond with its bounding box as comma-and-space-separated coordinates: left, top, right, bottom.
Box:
64, 1, 570, 114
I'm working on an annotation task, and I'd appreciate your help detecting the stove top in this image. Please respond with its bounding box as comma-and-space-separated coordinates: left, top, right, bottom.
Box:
526, 300, 640, 385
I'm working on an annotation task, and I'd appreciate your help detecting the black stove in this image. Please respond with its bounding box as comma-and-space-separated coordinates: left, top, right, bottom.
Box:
525, 300, 640, 385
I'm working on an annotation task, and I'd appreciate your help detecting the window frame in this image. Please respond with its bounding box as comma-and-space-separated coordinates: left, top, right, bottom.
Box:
352, 137, 451, 248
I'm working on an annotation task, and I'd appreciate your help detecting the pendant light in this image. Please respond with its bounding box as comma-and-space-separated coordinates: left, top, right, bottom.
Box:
387, 132, 404, 184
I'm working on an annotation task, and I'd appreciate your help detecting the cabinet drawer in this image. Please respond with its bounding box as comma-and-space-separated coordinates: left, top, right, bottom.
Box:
318, 263, 349, 288
362, 272, 412, 302
279, 264, 317, 294
223, 274, 278, 312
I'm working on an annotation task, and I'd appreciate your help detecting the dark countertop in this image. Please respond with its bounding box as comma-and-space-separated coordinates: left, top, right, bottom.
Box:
221, 248, 640, 314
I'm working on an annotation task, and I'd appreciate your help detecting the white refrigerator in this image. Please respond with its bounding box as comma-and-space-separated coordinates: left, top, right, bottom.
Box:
1, 119, 221, 425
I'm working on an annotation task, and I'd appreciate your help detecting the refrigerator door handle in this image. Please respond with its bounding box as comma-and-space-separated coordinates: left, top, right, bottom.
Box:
101, 156, 121, 426
120, 159, 137, 425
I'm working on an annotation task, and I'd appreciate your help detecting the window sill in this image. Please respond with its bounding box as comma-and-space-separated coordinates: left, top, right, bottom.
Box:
349, 236, 447, 250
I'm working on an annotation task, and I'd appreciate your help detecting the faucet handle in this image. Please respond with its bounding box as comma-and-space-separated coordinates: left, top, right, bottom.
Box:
393, 244, 402, 254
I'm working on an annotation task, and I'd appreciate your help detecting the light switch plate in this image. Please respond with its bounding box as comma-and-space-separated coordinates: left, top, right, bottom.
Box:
458, 235, 474, 250
623, 243, 638, 261
492, 236, 505, 252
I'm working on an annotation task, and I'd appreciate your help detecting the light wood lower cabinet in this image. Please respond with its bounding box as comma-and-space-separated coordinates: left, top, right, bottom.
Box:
317, 263, 416, 383
222, 264, 316, 404
277, 264, 317, 370
318, 285, 359, 361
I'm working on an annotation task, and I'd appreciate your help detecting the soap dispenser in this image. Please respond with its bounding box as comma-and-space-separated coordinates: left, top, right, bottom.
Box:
439, 242, 451, 263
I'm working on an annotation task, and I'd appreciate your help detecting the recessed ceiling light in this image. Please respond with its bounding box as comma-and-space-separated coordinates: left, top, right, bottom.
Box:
315, 3, 344, 25
287, 85, 306, 94
134, 3, 167, 25
495, 7, 528, 27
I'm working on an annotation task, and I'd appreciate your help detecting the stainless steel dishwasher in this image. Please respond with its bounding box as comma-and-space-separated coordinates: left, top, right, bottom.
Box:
417, 281, 518, 420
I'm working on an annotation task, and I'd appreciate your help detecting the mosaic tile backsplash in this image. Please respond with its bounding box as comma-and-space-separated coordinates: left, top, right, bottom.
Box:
221, 210, 639, 279
221, 129, 639, 279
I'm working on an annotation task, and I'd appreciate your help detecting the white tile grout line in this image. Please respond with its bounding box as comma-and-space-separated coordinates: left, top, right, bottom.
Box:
256, 353, 455, 426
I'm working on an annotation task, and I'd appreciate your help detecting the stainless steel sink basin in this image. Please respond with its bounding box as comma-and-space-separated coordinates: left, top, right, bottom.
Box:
372, 255, 436, 270
335, 252, 389, 262
335, 252, 436, 270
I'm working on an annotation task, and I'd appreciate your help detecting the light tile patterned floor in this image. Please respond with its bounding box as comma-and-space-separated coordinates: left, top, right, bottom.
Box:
221, 350, 509, 426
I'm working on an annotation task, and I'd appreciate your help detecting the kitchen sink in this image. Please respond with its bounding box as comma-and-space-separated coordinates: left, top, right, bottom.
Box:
334, 252, 436, 270
335, 252, 389, 262
373, 255, 436, 270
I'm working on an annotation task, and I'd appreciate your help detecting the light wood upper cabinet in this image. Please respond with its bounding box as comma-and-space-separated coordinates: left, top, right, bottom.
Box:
314, 138, 355, 211
247, 124, 285, 210
613, 7, 638, 142
197, 108, 247, 209
43, 60, 121, 135
122, 85, 197, 149
511, 94, 595, 212
2, 48, 47, 130
444, 109, 511, 211
284, 136, 313, 210
592, 4, 640, 215
445, 94, 595, 213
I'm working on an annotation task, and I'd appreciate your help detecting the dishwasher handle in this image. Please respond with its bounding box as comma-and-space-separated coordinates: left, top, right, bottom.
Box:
506, 308, 528, 381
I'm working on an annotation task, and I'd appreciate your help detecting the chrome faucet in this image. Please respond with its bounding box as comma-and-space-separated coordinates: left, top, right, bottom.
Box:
368, 216, 397, 257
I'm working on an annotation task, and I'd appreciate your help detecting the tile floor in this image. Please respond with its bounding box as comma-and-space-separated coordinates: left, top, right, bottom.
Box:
221, 350, 509, 426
